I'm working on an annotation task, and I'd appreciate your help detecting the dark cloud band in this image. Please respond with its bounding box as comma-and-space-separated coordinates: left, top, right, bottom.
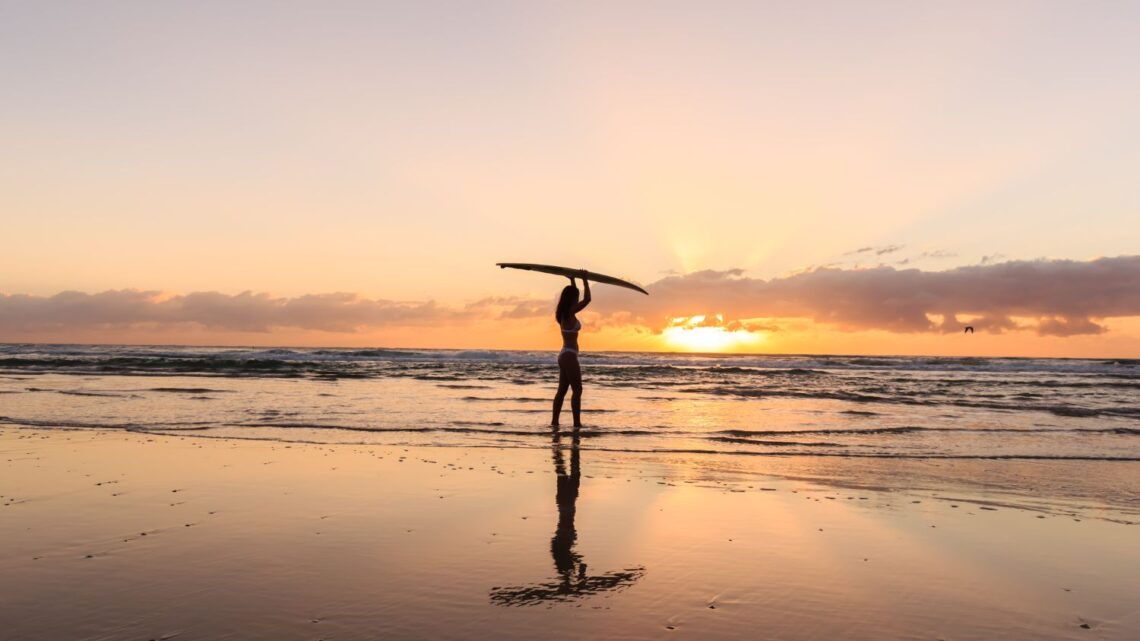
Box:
1, 256, 1137, 337
0, 291, 464, 333
603, 255, 1140, 336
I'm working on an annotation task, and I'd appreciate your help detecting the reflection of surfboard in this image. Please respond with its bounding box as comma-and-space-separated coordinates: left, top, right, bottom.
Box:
497, 263, 649, 295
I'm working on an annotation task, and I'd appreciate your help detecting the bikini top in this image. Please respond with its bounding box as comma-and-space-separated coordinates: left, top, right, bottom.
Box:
561, 318, 582, 334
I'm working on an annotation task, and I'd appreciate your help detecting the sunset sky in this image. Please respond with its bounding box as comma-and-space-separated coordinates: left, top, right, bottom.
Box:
2, 2, 1139, 356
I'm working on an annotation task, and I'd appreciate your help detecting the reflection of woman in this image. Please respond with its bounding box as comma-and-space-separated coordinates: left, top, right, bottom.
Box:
551, 433, 583, 583
488, 433, 644, 607
552, 278, 591, 428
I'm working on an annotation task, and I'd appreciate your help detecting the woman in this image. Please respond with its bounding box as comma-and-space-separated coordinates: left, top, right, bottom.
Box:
552, 277, 590, 428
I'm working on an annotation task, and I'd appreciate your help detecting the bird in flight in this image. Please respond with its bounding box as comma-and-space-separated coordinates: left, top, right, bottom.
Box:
964, 326, 975, 334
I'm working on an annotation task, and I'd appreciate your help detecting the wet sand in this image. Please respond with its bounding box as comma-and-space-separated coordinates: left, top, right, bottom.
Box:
1, 426, 1137, 640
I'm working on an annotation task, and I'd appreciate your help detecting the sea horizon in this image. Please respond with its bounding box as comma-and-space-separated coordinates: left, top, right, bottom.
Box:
5, 340, 1139, 363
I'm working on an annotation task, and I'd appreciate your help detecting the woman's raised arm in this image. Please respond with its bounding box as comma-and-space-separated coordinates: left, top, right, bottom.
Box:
575, 278, 591, 312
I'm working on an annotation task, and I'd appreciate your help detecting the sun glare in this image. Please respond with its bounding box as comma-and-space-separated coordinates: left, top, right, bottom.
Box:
661, 317, 764, 352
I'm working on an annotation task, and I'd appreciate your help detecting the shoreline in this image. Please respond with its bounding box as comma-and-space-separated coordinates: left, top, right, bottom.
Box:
5, 419, 1137, 524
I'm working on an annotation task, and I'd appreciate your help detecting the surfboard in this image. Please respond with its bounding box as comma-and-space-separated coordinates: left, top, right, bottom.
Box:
497, 263, 649, 295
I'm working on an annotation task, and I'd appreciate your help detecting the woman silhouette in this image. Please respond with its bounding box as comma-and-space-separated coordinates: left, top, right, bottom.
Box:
552, 278, 590, 428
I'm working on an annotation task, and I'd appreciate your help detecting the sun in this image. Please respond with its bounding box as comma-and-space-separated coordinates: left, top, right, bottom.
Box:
661, 315, 765, 352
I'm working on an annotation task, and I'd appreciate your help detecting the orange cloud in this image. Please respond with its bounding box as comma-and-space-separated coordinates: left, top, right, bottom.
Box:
2, 257, 1138, 346
600, 256, 1140, 337
0, 290, 480, 333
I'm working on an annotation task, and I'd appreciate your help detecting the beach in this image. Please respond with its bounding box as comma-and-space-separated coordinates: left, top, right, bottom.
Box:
3, 426, 1138, 640
2, 345, 1139, 639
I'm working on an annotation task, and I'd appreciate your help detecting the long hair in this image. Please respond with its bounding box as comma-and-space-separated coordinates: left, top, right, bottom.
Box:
555, 285, 579, 325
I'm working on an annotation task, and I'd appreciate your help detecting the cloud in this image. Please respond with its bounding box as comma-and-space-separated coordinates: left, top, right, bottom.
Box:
920, 250, 957, 260
2, 256, 1138, 339
659, 313, 777, 333
1035, 316, 1108, 337
896, 249, 956, 266
844, 244, 905, 257
466, 296, 550, 320
0, 290, 471, 334
599, 255, 1140, 336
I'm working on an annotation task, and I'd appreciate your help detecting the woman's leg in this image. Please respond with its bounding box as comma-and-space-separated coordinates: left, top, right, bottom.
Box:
552, 355, 571, 426
567, 356, 583, 428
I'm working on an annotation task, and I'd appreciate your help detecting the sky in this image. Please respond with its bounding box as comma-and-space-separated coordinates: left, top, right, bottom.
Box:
2, 1, 1139, 356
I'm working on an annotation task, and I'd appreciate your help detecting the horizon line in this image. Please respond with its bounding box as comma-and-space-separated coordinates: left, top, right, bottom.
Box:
2, 340, 1131, 362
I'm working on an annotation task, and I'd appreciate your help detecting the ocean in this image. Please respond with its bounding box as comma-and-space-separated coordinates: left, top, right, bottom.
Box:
2, 343, 1136, 461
